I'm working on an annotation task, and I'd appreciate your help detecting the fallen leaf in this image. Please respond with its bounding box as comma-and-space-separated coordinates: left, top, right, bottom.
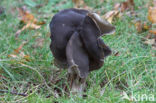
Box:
8, 54, 18, 58
149, 29, 156, 35
9, 51, 30, 61
16, 8, 45, 37
121, 0, 135, 12
24, 55, 30, 61
128, 0, 135, 7
103, 0, 135, 24
135, 21, 143, 33
114, 51, 120, 56
15, 22, 41, 37
144, 38, 156, 50
18, 7, 45, 25
18, 8, 37, 24
72, 0, 85, 8
121, 2, 129, 12
14, 41, 28, 53
144, 39, 155, 45
72, 0, 92, 10
148, 6, 156, 23
134, 21, 151, 33
8, 41, 30, 61
143, 22, 151, 30
26, 23, 41, 29
103, 10, 119, 23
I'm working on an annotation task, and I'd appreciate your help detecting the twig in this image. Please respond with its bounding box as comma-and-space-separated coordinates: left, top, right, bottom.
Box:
0, 90, 27, 96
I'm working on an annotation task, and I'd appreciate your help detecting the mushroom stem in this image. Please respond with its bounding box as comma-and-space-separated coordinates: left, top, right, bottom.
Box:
68, 73, 86, 96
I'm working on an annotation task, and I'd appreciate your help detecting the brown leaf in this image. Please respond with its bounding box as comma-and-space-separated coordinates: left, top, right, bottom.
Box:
8, 54, 18, 58
8, 51, 30, 61
121, 2, 129, 12
24, 55, 30, 61
72, 0, 92, 10
134, 21, 143, 33
134, 21, 151, 33
15, 22, 41, 38
103, 10, 119, 23
149, 29, 156, 35
128, 0, 135, 6
143, 22, 151, 30
148, 6, 156, 23
18, 8, 37, 24
72, 0, 85, 8
16, 8, 45, 37
8, 41, 30, 61
18, 7, 45, 25
121, 0, 135, 12
114, 52, 120, 56
14, 41, 28, 53
144, 38, 156, 51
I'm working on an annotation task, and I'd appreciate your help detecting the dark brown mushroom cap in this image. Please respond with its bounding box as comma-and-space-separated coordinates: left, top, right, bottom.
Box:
49, 8, 114, 78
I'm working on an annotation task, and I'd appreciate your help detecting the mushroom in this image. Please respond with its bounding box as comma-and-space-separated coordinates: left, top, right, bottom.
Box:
49, 8, 115, 95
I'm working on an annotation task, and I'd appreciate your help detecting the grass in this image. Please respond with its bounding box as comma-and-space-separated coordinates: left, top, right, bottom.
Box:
0, 0, 155, 102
